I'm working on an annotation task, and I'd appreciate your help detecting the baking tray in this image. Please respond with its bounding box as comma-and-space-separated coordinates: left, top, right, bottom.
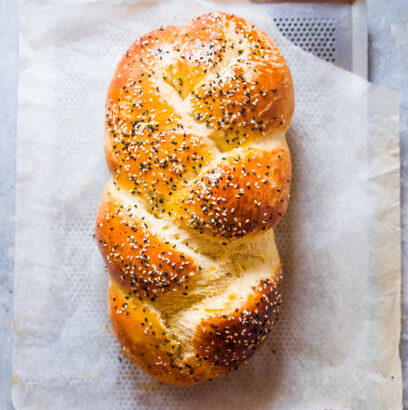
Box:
252, 0, 367, 78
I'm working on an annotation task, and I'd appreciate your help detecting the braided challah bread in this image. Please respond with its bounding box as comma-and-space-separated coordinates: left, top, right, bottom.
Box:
95, 12, 294, 385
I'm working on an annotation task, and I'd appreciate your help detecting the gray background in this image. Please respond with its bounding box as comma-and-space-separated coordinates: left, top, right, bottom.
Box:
0, 0, 406, 408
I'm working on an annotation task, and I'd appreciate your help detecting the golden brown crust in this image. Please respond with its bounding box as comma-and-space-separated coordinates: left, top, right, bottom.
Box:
96, 183, 200, 300
108, 265, 281, 385
108, 282, 225, 385
104, 12, 293, 215
194, 267, 282, 369
168, 145, 291, 238
96, 11, 294, 385
187, 14, 294, 145
105, 24, 214, 212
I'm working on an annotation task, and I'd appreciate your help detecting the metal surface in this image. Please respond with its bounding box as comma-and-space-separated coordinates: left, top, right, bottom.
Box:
254, 0, 368, 77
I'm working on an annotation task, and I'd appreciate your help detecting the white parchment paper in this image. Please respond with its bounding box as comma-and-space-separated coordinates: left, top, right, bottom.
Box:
13, 0, 402, 409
